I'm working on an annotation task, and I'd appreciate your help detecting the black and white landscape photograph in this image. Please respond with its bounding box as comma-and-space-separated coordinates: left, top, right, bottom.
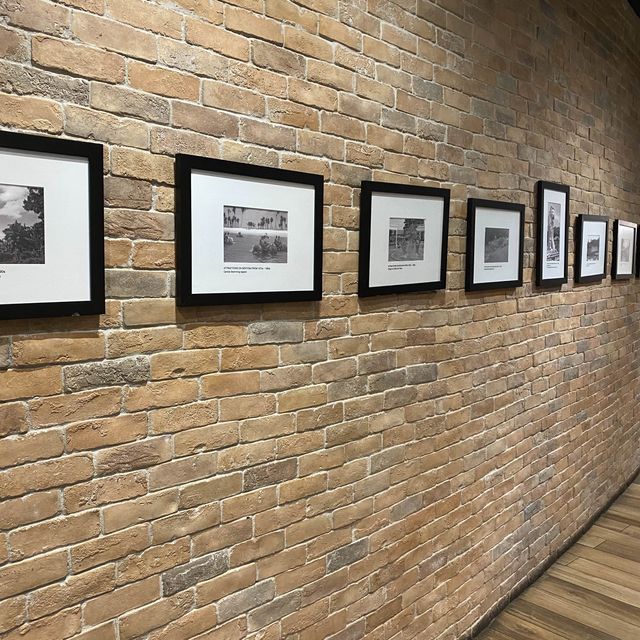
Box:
0, 183, 45, 264
484, 227, 509, 263
223, 205, 288, 264
586, 235, 600, 262
388, 217, 425, 262
546, 202, 561, 262
620, 237, 631, 263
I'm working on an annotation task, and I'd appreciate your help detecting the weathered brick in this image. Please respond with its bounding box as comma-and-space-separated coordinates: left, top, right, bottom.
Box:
95, 437, 172, 475
162, 551, 229, 596
64, 356, 150, 393
217, 580, 275, 622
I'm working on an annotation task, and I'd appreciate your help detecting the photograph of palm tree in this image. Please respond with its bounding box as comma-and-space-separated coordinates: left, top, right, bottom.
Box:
223, 205, 288, 264
0, 183, 45, 264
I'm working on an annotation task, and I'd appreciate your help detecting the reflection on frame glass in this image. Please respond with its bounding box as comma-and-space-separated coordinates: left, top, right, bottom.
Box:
357, 181, 449, 297
0, 130, 104, 320
175, 155, 323, 306
536, 181, 569, 286
575, 214, 608, 284
612, 219, 637, 280
465, 198, 524, 291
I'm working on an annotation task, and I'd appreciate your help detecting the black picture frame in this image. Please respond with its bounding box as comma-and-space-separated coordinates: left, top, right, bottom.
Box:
612, 219, 637, 280
465, 198, 525, 291
536, 181, 570, 286
175, 155, 323, 306
0, 130, 104, 320
575, 214, 608, 284
358, 181, 449, 297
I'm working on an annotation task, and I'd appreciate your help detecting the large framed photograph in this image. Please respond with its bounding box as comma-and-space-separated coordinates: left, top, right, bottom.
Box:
536, 181, 569, 286
358, 181, 449, 296
575, 214, 608, 284
175, 155, 323, 306
465, 198, 524, 291
0, 130, 104, 320
612, 219, 637, 280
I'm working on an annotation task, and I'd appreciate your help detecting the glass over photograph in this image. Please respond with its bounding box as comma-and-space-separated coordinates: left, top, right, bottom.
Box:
0, 183, 45, 264
387, 217, 424, 262
620, 237, 631, 264
546, 202, 561, 262
223, 205, 288, 264
484, 227, 509, 263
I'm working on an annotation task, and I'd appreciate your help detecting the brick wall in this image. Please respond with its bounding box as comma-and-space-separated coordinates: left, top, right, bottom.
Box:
0, 0, 639, 638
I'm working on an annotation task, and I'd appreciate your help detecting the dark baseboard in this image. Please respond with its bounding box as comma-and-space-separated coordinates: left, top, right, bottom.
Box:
465, 463, 640, 639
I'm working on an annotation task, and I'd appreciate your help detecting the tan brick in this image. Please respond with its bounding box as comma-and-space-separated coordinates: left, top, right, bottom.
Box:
95, 437, 172, 475
66, 413, 148, 452
0, 606, 81, 640
226, 7, 283, 43
0, 551, 68, 599
106, 239, 132, 267
172, 101, 239, 137
30, 388, 121, 428
12, 333, 104, 366
107, 327, 182, 358
125, 379, 197, 412
150, 348, 219, 379
0, 403, 28, 438
0, 595, 26, 633
123, 299, 178, 328
197, 565, 256, 605
108, 0, 182, 38
151, 503, 220, 544
219, 394, 276, 421
0, 490, 60, 531
65, 106, 149, 148
71, 524, 149, 572
185, 324, 247, 348
0, 456, 93, 499
111, 148, 174, 184
0, 93, 63, 134
148, 452, 218, 491
0, 27, 28, 62
84, 576, 160, 626
0, 431, 64, 469
32, 36, 124, 83
132, 241, 175, 270
202, 81, 265, 116
117, 538, 191, 585
64, 472, 148, 513
93, 84, 169, 124
118, 590, 193, 640
278, 386, 327, 412
221, 487, 277, 522
202, 371, 260, 398
73, 12, 157, 61
186, 18, 250, 60
150, 400, 218, 434
221, 346, 279, 371
9, 511, 100, 560
5, 0, 70, 36
173, 422, 239, 457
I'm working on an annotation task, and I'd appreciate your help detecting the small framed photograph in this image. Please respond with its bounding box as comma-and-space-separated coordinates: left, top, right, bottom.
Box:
612, 219, 637, 280
358, 181, 449, 297
575, 214, 608, 284
536, 181, 569, 286
0, 130, 104, 320
175, 155, 323, 306
465, 198, 525, 291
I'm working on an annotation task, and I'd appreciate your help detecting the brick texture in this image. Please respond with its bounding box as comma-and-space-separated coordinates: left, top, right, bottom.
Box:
0, 1, 639, 639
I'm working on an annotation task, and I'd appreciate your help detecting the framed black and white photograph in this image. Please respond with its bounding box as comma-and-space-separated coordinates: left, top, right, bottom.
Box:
175, 155, 323, 306
575, 214, 608, 284
612, 219, 636, 280
465, 198, 524, 291
358, 181, 449, 297
536, 181, 569, 286
0, 130, 104, 320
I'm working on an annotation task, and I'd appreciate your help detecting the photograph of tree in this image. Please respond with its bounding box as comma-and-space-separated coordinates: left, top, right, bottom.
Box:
388, 218, 424, 261
586, 235, 600, 262
546, 202, 561, 262
621, 237, 631, 263
0, 183, 45, 264
223, 205, 288, 264
484, 227, 509, 263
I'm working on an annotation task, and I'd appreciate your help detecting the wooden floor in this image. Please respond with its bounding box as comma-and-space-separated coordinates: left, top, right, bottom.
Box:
478, 475, 640, 640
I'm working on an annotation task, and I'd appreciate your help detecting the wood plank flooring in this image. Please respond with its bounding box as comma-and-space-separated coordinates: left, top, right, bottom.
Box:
478, 475, 640, 640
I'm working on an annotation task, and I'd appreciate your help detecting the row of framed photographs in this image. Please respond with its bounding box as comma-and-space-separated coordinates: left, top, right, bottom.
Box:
0, 131, 637, 319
